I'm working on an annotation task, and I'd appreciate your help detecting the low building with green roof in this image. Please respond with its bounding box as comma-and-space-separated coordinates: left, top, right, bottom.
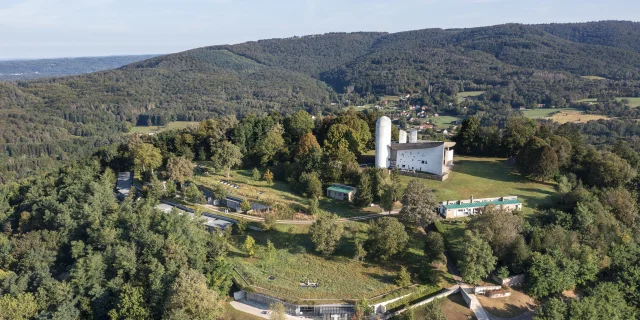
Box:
327, 184, 357, 202
438, 196, 522, 219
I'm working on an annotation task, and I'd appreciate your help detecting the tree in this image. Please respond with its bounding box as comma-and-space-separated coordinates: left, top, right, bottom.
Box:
459, 230, 497, 284
0, 292, 39, 320
354, 239, 367, 262
588, 151, 636, 188
166, 156, 194, 186
132, 142, 162, 174
309, 214, 344, 256
527, 251, 578, 298
570, 282, 636, 319
185, 183, 204, 203
600, 187, 639, 227
365, 217, 408, 261
236, 218, 247, 235
147, 175, 165, 199
255, 125, 286, 166
284, 110, 314, 144
399, 179, 438, 228
534, 298, 568, 320
380, 185, 394, 214
244, 236, 255, 257
240, 200, 252, 213
354, 298, 374, 320
164, 269, 222, 320
517, 138, 558, 181
468, 206, 523, 263
353, 172, 373, 208
210, 141, 242, 179
252, 168, 261, 181
395, 266, 412, 287
299, 172, 322, 198
266, 240, 277, 263
502, 117, 536, 157
390, 168, 402, 201
417, 299, 447, 320
307, 196, 319, 215
263, 169, 274, 184
165, 179, 177, 198
424, 232, 445, 263
295, 133, 323, 173
108, 284, 150, 320
269, 302, 287, 320
454, 116, 480, 154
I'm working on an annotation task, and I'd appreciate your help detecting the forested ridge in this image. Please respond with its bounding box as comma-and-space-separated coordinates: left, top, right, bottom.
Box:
2, 21, 640, 182
0, 55, 159, 81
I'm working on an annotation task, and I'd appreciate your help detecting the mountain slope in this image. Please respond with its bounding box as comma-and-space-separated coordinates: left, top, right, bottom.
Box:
2, 22, 640, 182
0, 55, 159, 80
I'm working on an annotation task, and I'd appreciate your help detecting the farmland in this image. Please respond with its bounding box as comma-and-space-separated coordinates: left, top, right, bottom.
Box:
456, 91, 485, 103
430, 115, 464, 128
548, 110, 610, 124
576, 97, 640, 108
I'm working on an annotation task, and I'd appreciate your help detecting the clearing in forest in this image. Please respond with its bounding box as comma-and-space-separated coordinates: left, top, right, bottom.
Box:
128, 121, 201, 134
548, 110, 610, 124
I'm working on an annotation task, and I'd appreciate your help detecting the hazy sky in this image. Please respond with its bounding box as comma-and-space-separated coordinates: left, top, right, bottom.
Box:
0, 0, 638, 60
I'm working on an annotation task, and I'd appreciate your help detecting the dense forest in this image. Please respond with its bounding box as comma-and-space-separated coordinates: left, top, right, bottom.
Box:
2, 21, 640, 183
0, 55, 159, 81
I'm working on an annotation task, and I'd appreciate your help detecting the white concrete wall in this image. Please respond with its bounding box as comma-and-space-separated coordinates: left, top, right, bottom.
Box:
445, 149, 454, 164
394, 144, 444, 176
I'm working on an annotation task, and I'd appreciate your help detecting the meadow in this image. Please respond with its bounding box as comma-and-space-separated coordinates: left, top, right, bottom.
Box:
228, 223, 441, 303
576, 97, 640, 108
521, 107, 577, 119
430, 115, 464, 128
547, 110, 610, 124
193, 167, 378, 218
401, 156, 555, 215
456, 91, 485, 103
128, 121, 200, 134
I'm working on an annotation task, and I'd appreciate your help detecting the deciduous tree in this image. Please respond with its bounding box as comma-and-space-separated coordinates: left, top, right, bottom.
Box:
210, 141, 242, 178
459, 230, 497, 284
166, 156, 194, 186
309, 214, 344, 256
365, 217, 408, 261
399, 179, 438, 228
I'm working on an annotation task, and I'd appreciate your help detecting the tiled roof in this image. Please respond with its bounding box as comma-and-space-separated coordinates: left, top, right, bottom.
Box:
442, 199, 521, 210
327, 185, 355, 194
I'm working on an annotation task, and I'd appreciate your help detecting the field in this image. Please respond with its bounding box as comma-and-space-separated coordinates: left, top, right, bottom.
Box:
430, 115, 464, 128
548, 110, 610, 124
581, 75, 608, 80
128, 121, 200, 134
399, 156, 555, 215
193, 168, 374, 218
381, 95, 401, 102
456, 91, 485, 103
521, 107, 578, 119
228, 223, 440, 303
577, 97, 640, 108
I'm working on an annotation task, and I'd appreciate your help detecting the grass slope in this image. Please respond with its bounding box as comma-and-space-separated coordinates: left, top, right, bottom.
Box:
430, 115, 464, 128
577, 97, 640, 108
400, 156, 555, 215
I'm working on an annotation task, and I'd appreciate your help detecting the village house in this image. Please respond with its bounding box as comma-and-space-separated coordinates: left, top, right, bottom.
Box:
438, 196, 522, 219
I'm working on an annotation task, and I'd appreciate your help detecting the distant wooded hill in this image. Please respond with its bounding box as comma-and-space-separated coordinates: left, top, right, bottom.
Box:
0, 55, 159, 80
2, 21, 640, 182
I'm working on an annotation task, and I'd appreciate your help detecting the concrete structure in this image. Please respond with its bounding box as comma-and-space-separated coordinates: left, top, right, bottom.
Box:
491, 273, 526, 287
439, 196, 522, 219
389, 141, 455, 177
225, 196, 271, 213
409, 129, 418, 143
327, 184, 356, 202
375, 116, 392, 168
398, 130, 407, 144
374, 117, 456, 179
156, 202, 234, 231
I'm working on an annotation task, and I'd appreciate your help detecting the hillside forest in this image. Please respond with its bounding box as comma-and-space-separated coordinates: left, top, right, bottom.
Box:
3, 21, 640, 182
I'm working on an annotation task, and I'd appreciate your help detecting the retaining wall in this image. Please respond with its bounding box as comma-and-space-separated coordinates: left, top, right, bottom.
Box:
474, 285, 503, 294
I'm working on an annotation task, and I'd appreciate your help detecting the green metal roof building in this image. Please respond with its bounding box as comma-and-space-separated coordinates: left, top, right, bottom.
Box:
438, 196, 522, 219
327, 184, 357, 202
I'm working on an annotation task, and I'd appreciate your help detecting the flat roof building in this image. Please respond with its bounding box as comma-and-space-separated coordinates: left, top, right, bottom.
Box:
116, 172, 134, 200
439, 196, 522, 219
327, 184, 356, 202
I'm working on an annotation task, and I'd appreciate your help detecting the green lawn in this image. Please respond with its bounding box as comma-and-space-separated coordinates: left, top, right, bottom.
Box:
193, 167, 375, 218
521, 108, 578, 119
381, 95, 401, 102
576, 97, 640, 108
399, 156, 555, 216
128, 121, 200, 134
456, 91, 485, 103
228, 223, 438, 303
430, 115, 464, 128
